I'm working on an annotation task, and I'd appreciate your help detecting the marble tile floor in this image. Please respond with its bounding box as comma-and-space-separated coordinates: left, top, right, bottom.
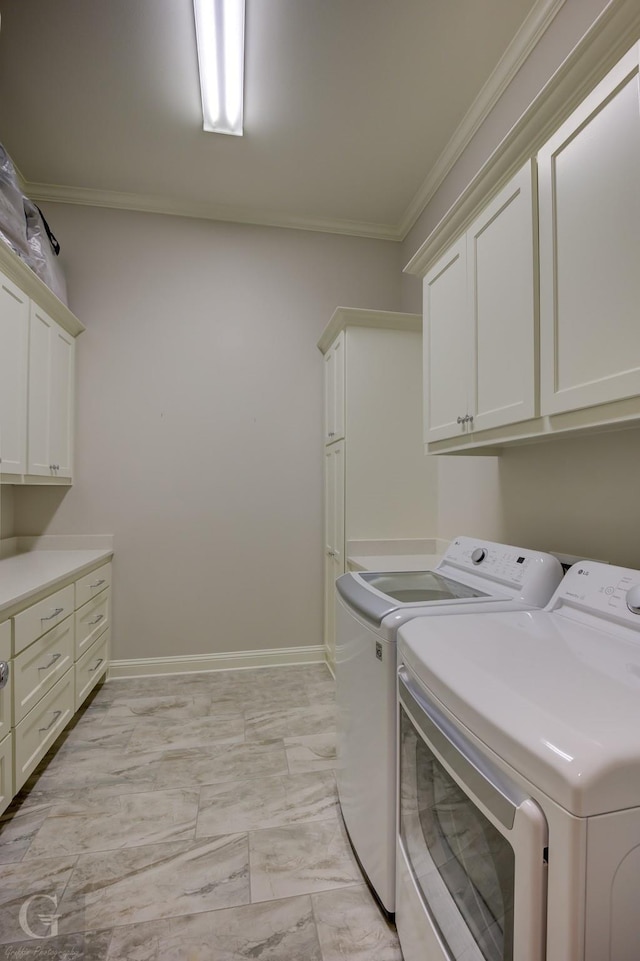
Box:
0, 664, 402, 960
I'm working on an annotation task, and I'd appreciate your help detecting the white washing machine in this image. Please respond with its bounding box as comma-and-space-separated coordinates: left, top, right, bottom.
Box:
396, 560, 640, 961
335, 535, 565, 917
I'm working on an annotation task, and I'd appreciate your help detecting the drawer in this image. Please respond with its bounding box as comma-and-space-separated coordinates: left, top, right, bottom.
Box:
13, 584, 75, 656
75, 589, 110, 659
75, 562, 112, 610
75, 628, 109, 710
0, 733, 14, 817
14, 667, 74, 792
13, 616, 74, 724
0, 657, 11, 744
0, 620, 10, 744
0, 619, 10, 660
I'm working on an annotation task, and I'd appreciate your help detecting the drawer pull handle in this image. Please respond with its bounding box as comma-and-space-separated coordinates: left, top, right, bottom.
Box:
39, 709, 62, 733
89, 658, 105, 673
88, 614, 105, 626
41, 607, 64, 622
90, 579, 106, 589
0, 661, 9, 690
39, 652, 62, 672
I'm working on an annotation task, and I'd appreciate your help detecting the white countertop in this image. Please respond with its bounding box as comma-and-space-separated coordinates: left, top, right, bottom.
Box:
0, 549, 113, 616
348, 553, 442, 573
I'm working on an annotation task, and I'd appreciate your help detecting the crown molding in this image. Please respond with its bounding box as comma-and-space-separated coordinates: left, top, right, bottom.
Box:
317, 306, 421, 353
397, 0, 567, 240
404, 0, 640, 277
24, 180, 404, 242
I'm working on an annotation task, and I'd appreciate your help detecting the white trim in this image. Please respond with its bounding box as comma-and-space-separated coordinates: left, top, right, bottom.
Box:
399, 0, 566, 238
405, 0, 640, 276
107, 645, 325, 679
317, 307, 421, 353
23, 181, 402, 242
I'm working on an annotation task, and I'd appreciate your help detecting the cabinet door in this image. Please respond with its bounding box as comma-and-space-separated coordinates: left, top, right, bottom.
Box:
50, 323, 75, 477
323, 440, 344, 668
0, 270, 29, 475
27, 303, 53, 476
468, 161, 536, 432
423, 236, 469, 442
324, 332, 345, 444
324, 440, 345, 567
538, 45, 640, 415
27, 304, 75, 478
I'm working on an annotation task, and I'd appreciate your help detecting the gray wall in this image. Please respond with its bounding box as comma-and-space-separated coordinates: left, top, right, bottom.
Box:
12, 205, 404, 661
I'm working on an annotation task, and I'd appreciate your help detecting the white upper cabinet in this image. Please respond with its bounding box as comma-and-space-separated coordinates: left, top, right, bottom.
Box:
469, 161, 536, 432
0, 242, 83, 483
28, 304, 75, 478
538, 44, 640, 416
0, 271, 29, 476
423, 161, 536, 443
423, 236, 469, 442
323, 331, 345, 445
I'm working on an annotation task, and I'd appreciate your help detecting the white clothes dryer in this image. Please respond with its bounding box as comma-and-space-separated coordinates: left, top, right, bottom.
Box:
335, 535, 565, 917
396, 560, 640, 961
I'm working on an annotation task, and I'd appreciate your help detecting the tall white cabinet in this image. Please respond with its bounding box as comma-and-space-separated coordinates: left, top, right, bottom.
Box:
318, 308, 438, 668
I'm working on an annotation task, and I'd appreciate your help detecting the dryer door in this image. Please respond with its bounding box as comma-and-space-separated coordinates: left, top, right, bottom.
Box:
397, 666, 548, 961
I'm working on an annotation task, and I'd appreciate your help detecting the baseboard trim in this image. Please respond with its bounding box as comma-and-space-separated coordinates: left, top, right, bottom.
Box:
108, 645, 326, 679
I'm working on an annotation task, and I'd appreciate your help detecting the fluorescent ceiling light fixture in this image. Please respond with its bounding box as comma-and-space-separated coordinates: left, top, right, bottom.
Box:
193, 0, 245, 136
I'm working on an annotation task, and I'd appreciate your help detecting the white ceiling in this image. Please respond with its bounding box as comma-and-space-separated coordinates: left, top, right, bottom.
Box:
0, 0, 549, 239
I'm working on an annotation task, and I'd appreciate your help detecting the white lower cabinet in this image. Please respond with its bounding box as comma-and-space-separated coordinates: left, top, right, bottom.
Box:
0, 620, 11, 745
75, 628, 110, 710
0, 734, 13, 817
13, 616, 75, 723
14, 668, 75, 791
1, 558, 112, 805
75, 590, 111, 659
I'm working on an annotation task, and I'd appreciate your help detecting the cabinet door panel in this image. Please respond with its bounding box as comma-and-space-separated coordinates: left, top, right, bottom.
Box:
423, 237, 468, 442
470, 161, 536, 431
539, 46, 640, 415
324, 332, 345, 444
27, 304, 53, 476
50, 324, 75, 476
0, 272, 29, 475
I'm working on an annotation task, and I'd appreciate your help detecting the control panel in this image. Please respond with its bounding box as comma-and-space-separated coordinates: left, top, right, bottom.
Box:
553, 561, 640, 624
443, 536, 535, 585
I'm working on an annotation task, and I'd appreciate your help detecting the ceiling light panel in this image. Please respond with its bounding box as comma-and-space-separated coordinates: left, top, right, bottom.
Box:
193, 0, 245, 136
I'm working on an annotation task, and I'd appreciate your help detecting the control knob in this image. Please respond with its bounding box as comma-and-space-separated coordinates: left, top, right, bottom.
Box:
471, 548, 487, 565
626, 585, 640, 615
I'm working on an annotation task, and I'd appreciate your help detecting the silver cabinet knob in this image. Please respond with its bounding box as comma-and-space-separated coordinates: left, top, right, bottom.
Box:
626, 585, 640, 615
467, 415, 474, 425
0, 661, 9, 690
456, 416, 464, 425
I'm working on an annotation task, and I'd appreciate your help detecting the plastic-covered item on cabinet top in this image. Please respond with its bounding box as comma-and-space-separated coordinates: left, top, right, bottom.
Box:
24, 199, 68, 305
0, 143, 31, 262
0, 142, 68, 305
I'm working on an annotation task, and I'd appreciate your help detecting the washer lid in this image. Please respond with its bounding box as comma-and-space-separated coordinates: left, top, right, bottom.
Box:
399, 608, 640, 817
